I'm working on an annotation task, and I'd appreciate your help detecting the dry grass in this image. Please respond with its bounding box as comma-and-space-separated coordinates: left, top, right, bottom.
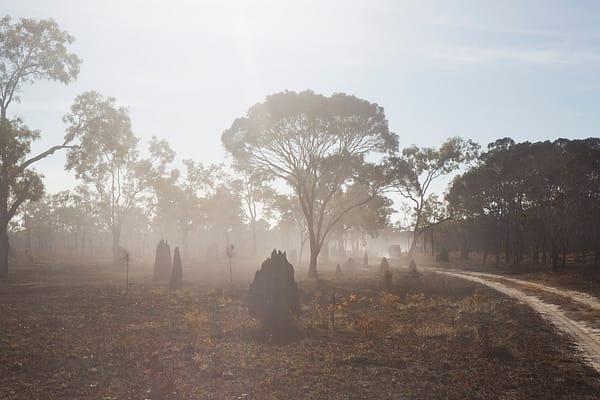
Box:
1, 265, 599, 399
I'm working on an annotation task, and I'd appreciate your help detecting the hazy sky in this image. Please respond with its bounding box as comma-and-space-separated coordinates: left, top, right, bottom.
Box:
4, 0, 600, 195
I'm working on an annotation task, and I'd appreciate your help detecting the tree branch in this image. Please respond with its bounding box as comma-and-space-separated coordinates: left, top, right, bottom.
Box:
19, 143, 79, 172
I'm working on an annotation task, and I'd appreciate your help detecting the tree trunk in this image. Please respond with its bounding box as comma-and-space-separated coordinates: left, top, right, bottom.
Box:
0, 225, 9, 279
505, 223, 510, 266
551, 243, 559, 273
298, 232, 306, 267
431, 225, 435, 257
407, 230, 419, 264
251, 221, 257, 257
182, 228, 189, 262
460, 232, 467, 259
80, 230, 87, 257
542, 234, 547, 267
307, 238, 320, 279
112, 224, 122, 264
322, 239, 329, 262
26, 228, 33, 263
482, 246, 488, 266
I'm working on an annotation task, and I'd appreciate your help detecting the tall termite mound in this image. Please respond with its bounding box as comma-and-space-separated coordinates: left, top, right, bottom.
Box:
379, 257, 390, 273
169, 247, 182, 289
335, 263, 343, 277
380, 257, 393, 291
247, 249, 301, 340
153, 239, 172, 281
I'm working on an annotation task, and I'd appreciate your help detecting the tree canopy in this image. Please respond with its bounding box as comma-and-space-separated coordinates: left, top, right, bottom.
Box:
223, 90, 398, 277
389, 136, 479, 264
447, 137, 600, 269
0, 16, 80, 117
64, 91, 146, 261
0, 15, 80, 278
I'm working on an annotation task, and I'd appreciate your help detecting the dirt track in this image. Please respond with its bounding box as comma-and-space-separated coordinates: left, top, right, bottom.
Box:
429, 268, 600, 373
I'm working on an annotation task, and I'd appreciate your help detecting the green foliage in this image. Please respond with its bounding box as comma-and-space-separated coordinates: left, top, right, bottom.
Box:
0, 15, 81, 275
1, 119, 44, 205
64, 91, 138, 182
0, 15, 80, 107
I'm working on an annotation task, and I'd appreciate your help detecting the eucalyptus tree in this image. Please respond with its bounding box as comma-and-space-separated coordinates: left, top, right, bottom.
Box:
232, 171, 277, 256
64, 91, 150, 263
222, 90, 397, 278
175, 160, 225, 259
390, 137, 479, 264
0, 16, 81, 276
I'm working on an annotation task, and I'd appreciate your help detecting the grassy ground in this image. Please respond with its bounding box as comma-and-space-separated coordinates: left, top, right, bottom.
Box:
1, 263, 599, 399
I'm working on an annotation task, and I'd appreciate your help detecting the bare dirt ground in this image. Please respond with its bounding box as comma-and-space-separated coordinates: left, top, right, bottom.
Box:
1, 262, 600, 399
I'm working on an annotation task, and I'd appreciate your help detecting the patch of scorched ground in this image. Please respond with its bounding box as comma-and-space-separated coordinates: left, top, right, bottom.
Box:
1, 269, 600, 399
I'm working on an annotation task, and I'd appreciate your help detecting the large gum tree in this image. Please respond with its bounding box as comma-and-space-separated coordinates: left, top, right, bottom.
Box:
222, 90, 397, 278
0, 16, 80, 278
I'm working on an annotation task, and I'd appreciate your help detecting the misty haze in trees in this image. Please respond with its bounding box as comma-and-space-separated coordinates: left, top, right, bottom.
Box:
389, 137, 479, 267
0, 16, 80, 278
64, 92, 146, 263
222, 90, 398, 278
2, 14, 599, 286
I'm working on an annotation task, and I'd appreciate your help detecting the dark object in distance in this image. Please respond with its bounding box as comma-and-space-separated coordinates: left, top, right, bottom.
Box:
335, 264, 343, 277
380, 257, 390, 273
153, 240, 172, 281
408, 258, 417, 273
170, 247, 182, 290
436, 248, 449, 262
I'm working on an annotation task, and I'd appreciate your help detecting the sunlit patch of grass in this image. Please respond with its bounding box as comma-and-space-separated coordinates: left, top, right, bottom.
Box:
182, 309, 213, 348
416, 321, 455, 338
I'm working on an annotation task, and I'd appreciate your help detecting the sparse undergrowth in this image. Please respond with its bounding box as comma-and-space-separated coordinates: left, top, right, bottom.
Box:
0, 267, 599, 399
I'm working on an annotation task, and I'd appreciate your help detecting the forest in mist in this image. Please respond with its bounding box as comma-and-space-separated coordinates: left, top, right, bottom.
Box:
0, 15, 598, 279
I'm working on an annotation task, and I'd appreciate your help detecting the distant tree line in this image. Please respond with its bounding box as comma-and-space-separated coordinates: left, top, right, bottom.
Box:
446, 138, 600, 270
